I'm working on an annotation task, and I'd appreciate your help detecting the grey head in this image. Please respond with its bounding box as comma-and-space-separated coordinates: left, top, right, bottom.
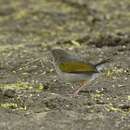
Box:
51, 49, 82, 65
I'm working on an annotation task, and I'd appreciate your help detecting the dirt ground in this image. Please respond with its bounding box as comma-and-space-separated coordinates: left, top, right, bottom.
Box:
0, 0, 130, 130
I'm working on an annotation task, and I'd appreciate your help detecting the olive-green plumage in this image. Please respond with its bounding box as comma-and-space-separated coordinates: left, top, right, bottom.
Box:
59, 61, 97, 73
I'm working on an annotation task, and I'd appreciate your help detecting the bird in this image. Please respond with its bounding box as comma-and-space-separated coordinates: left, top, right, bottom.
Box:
50, 48, 110, 96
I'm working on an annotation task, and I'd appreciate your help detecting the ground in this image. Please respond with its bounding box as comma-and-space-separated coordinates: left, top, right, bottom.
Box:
0, 0, 130, 130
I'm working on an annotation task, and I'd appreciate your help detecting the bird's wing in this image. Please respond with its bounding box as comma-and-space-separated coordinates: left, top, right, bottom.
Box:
59, 61, 97, 73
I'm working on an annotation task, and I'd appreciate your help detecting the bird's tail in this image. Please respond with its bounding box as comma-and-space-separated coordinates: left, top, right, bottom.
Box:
95, 58, 111, 72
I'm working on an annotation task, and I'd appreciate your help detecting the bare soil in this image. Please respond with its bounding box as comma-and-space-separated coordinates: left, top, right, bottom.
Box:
0, 0, 130, 130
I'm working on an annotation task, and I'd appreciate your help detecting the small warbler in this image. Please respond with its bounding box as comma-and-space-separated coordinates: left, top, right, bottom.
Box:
50, 48, 110, 96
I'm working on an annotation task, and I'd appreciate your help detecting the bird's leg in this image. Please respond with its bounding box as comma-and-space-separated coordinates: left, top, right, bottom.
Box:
74, 81, 85, 96
73, 80, 88, 96
73, 73, 100, 96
